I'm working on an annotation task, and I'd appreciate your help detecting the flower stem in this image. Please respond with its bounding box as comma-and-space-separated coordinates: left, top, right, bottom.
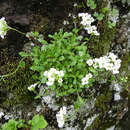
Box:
0, 58, 25, 81
8, 27, 26, 35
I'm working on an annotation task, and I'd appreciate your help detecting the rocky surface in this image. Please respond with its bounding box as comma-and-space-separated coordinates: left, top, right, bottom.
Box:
0, 0, 129, 129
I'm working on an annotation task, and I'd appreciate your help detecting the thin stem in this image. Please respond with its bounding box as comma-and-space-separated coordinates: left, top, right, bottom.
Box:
8, 27, 26, 35
0, 58, 25, 80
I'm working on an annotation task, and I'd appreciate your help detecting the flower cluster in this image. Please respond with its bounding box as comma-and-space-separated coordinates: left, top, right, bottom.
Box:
0, 17, 9, 39
78, 13, 99, 36
56, 106, 67, 128
81, 73, 93, 85
86, 52, 121, 74
44, 68, 64, 86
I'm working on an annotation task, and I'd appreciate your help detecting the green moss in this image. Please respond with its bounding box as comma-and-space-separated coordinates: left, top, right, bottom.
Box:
87, 115, 116, 130
84, 86, 113, 129
120, 51, 129, 72
88, 19, 116, 57
119, 51, 130, 92
0, 50, 35, 108
95, 90, 112, 112
87, 0, 116, 57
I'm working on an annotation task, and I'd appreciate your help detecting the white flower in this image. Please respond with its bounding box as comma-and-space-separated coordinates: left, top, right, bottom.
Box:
86, 59, 93, 66
105, 63, 113, 71
63, 20, 69, 25
44, 68, 65, 86
46, 77, 55, 86
0, 17, 9, 39
90, 52, 121, 74
78, 13, 99, 36
87, 73, 93, 79
81, 73, 93, 85
81, 77, 88, 85
46, 81, 54, 86
79, 13, 94, 26
47, 72, 54, 79
61, 106, 67, 115
85, 25, 99, 36
108, 52, 117, 61
58, 78, 63, 83
28, 83, 37, 91
114, 59, 121, 66
57, 70, 64, 77
86, 25, 93, 34
93, 30, 100, 36
0, 112, 4, 118
91, 25, 97, 31
112, 69, 119, 74
68, 13, 72, 17
56, 113, 64, 128
43, 71, 49, 77
73, 3, 77, 7
93, 63, 98, 68
56, 106, 67, 128
50, 68, 57, 74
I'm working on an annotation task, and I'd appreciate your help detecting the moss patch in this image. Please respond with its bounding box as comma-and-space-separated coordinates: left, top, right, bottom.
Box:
95, 90, 112, 112
0, 49, 35, 108
88, 17, 116, 57
87, 0, 116, 57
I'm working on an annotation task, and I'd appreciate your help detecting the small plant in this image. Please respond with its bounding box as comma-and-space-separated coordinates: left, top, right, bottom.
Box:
107, 8, 118, 28
76, 0, 96, 9
0, 119, 27, 130
93, 12, 104, 21
87, 0, 96, 9
28, 115, 48, 130
74, 95, 85, 110
0, 115, 47, 130
107, 21, 116, 28
20, 28, 94, 97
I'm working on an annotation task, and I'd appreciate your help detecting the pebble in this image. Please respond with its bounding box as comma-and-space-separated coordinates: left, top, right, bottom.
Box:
84, 114, 99, 129
114, 93, 121, 101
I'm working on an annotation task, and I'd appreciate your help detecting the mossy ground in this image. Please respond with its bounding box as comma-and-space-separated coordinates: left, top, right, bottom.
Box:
0, 49, 35, 108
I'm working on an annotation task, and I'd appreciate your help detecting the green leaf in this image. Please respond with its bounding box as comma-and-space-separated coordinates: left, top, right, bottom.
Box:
19, 52, 29, 57
87, 0, 96, 9
51, 85, 56, 90
33, 31, 39, 37
94, 12, 104, 21
63, 32, 73, 38
102, 7, 109, 13
32, 74, 39, 80
17, 119, 27, 128
19, 61, 25, 68
1, 120, 17, 130
77, 35, 83, 41
38, 39, 47, 44
74, 101, 80, 109
34, 94, 43, 99
108, 21, 116, 28
93, 12, 98, 17
29, 115, 48, 130
89, 67, 98, 75
77, 96, 84, 105
112, 9, 117, 16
